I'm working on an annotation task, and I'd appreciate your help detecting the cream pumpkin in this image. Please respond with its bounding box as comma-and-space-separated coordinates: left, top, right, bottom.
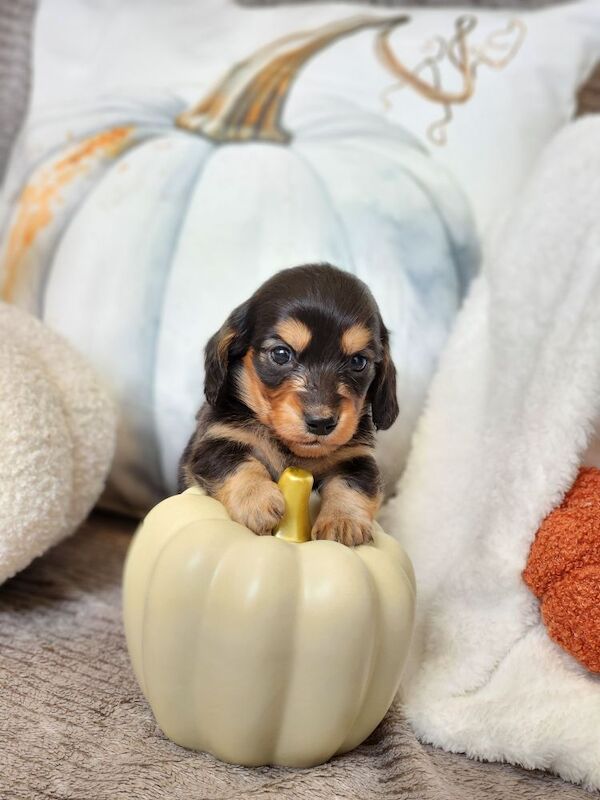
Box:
122, 468, 416, 767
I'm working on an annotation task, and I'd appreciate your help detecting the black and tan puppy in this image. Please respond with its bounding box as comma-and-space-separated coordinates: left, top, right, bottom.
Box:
178, 263, 398, 546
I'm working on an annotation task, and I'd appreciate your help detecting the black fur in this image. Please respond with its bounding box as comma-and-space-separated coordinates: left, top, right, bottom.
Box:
188, 437, 253, 492
368, 314, 399, 431
318, 455, 383, 498
204, 299, 252, 405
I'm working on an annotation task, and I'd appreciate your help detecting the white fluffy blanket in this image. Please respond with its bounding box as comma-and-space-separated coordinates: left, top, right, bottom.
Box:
380, 116, 600, 790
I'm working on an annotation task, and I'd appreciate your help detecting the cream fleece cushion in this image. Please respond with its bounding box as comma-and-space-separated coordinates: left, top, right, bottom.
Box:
0, 302, 116, 584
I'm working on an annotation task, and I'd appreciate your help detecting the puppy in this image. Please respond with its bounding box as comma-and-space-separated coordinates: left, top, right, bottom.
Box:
178, 263, 399, 546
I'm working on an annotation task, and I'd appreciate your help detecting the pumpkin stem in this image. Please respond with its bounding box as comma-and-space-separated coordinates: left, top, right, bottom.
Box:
376, 15, 476, 107
176, 15, 409, 144
274, 468, 314, 544
376, 15, 525, 146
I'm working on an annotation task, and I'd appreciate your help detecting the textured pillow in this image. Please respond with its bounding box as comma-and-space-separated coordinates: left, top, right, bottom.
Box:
523, 467, 600, 674
230, 0, 600, 231
0, 303, 116, 583
1, 0, 599, 512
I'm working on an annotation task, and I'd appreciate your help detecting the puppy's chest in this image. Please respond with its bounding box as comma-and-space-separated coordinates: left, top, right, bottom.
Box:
255, 439, 354, 481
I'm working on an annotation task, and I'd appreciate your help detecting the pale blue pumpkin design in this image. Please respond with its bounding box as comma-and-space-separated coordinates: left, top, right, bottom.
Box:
0, 15, 481, 510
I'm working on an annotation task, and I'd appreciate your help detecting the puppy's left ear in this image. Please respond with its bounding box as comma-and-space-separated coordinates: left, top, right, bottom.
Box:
204, 299, 252, 405
369, 317, 399, 431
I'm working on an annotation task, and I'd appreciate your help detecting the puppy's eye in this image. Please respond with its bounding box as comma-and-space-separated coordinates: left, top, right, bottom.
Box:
350, 354, 368, 372
270, 346, 293, 365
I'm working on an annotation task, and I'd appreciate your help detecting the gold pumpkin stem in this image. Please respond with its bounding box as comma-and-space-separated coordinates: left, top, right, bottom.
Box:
176, 15, 409, 144
274, 468, 314, 544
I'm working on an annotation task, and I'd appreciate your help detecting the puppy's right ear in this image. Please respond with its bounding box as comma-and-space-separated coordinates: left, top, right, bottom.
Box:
204, 300, 252, 405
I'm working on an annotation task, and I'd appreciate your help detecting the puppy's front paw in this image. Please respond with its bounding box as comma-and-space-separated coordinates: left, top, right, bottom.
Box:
227, 479, 285, 535
311, 511, 373, 547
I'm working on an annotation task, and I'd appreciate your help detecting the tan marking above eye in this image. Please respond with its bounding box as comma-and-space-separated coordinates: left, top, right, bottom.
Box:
341, 324, 371, 356
275, 318, 312, 353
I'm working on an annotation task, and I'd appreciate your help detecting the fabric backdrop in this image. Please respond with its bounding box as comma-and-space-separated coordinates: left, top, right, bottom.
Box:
2, 0, 600, 515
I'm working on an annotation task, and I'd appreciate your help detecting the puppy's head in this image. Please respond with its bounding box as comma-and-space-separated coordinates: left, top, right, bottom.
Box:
204, 264, 398, 457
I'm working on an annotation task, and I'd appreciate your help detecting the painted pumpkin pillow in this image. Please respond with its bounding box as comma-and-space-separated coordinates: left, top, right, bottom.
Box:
1, 1, 599, 512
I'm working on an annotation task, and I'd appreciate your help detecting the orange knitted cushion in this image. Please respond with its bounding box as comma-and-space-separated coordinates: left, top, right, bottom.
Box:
523, 467, 600, 673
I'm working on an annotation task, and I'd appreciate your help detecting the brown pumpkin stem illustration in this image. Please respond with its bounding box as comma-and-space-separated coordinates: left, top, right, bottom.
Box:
378, 16, 476, 107
176, 15, 409, 144
178, 12, 525, 148
378, 15, 526, 145
471, 19, 527, 74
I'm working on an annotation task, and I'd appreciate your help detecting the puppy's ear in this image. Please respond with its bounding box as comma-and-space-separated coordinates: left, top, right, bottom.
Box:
369, 317, 399, 431
204, 300, 252, 405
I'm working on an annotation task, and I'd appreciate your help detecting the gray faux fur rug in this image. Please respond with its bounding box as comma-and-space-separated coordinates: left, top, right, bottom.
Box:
0, 513, 594, 799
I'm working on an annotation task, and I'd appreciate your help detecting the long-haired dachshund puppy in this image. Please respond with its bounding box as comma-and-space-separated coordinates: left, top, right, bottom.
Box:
178, 263, 399, 546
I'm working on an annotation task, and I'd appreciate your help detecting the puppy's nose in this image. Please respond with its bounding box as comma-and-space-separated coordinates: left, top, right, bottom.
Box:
304, 415, 338, 436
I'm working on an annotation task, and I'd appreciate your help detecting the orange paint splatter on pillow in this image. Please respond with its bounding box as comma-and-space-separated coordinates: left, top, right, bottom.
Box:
0, 126, 134, 302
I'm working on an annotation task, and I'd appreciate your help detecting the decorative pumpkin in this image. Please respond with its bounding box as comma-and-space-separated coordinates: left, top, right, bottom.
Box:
523, 467, 600, 673
123, 467, 416, 767
0, 14, 480, 510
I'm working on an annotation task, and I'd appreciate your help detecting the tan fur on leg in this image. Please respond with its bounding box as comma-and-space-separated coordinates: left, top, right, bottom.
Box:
215, 459, 285, 535
311, 478, 382, 546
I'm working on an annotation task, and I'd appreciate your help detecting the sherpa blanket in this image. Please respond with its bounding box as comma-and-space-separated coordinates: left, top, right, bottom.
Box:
380, 115, 600, 791
0, 302, 116, 585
